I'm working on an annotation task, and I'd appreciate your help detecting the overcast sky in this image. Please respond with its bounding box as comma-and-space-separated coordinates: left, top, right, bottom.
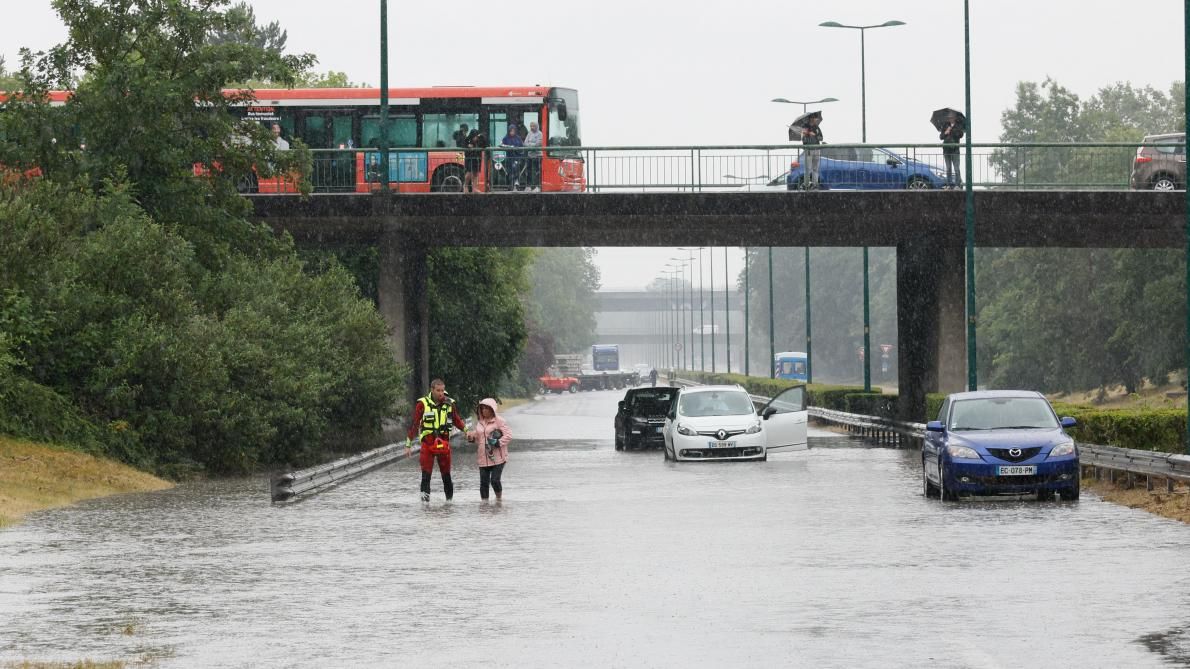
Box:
5, 0, 1184, 289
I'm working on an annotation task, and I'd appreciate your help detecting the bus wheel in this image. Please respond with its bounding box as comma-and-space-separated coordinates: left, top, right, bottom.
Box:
432, 166, 465, 192
236, 172, 259, 194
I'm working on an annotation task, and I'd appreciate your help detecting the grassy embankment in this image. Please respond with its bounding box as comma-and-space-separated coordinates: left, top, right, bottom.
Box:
0, 435, 171, 529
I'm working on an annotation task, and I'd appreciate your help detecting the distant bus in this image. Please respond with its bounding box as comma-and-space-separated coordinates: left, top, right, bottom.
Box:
774, 351, 808, 381
591, 344, 620, 371
8, 86, 586, 194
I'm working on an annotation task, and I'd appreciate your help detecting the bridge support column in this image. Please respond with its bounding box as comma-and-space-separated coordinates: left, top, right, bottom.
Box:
378, 232, 429, 404
896, 239, 967, 421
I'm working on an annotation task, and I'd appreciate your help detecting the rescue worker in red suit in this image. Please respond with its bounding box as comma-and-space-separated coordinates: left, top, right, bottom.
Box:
405, 379, 466, 502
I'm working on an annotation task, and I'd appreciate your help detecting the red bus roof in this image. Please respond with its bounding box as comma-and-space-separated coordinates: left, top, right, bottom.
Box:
4, 86, 566, 105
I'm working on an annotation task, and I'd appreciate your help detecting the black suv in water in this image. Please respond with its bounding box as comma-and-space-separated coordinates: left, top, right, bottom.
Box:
614, 387, 677, 451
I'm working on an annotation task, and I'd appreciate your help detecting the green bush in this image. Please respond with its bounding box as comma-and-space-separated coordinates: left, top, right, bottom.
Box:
1049, 404, 1187, 453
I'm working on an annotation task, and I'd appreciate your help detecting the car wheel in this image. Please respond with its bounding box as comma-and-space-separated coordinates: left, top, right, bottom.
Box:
923, 460, 940, 498
568, 383, 578, 393
761, 450, 768, 462
907, 176, 932, 189
1059, 478, 1080, 501
1152, 174, 1180, 191
615, 430, 623, 450
663, 445, 672, 461
939, 463, 958, 501
537, 385, 546, 395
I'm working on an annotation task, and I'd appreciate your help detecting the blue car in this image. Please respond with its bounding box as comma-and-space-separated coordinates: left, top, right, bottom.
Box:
786, 146, 947, 190
922, 390, 1080, 501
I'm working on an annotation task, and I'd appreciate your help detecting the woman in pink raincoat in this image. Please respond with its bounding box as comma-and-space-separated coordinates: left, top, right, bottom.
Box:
466, 398, 512, 501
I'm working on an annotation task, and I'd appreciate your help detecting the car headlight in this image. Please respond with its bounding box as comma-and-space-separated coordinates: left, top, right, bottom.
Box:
1049, 441, 1077, 457
745, 421, 762, 434
676, 423, 696, 436
946, 444, 981, 459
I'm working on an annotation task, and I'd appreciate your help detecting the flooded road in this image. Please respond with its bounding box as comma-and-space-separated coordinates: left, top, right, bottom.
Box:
3, 388, 1190, 667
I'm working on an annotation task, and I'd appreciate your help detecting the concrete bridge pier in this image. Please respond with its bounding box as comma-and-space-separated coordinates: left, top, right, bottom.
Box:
377, 232, 430, 404
896, 238, 968, 421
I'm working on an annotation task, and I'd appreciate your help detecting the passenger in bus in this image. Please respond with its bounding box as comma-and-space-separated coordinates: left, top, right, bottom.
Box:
464, 128, 487, 192
524, 120, 543, 191
453, 123, 470, 148
271, 123, 289, 151
501, 124, 524, 190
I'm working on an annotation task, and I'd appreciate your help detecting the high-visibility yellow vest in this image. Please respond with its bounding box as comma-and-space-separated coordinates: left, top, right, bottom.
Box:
418, 395, 454, 441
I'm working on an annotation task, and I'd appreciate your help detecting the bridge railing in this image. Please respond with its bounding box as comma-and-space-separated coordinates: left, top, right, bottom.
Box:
295, 142, 1182, 193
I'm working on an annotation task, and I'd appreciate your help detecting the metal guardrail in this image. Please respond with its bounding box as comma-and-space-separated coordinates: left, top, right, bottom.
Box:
1079, 443, 1190, 492
270, 441, 414, 502
293, 142, 1184, 193
269, 423, 472, 502
673, 376, 1190, 489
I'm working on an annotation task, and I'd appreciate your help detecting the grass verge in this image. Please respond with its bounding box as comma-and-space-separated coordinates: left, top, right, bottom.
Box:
1083, 475, 1190, 524
0, 435, 172, 528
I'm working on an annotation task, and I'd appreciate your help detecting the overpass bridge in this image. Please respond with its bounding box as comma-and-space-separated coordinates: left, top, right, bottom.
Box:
251, 184, 1184, 418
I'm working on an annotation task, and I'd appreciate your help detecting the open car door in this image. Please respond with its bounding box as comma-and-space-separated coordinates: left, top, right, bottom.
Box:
762, 385, 809, 453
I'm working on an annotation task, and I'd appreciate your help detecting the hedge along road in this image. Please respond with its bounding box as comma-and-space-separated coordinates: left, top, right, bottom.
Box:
1, 389, 1189, 667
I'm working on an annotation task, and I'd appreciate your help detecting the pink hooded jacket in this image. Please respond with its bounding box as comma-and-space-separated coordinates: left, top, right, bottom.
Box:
469, 397, 511, 467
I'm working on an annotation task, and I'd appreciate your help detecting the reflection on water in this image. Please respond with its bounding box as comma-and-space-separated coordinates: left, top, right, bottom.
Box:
2, 398, 1189, 667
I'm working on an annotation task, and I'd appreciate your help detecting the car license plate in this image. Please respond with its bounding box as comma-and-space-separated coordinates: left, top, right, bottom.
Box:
997, 465, 1036, 476
707, 440, 734, 449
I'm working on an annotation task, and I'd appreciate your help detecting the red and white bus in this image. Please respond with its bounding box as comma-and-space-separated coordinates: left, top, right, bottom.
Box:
232, 85, 585, 193
3, 85, 585, 194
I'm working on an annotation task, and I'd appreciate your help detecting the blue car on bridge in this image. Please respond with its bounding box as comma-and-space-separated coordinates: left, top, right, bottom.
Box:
922, 390, 1080, 501
786, 146, 947, 190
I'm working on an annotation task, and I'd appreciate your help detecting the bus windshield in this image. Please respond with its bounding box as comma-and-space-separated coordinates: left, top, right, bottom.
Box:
548, 88, 580, 156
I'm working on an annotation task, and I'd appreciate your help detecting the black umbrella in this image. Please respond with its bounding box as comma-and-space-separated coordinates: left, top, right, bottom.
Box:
788, 110, 823, 141
931, 107, 966, 132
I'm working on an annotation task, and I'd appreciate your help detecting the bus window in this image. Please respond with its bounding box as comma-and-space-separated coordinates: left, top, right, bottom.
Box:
423, 113, 477, 148
332, 115, 353, 149
547, 90, 581, 149
362, 115, 416, 148
793, 361, 806, 376
302, 115, 328, 148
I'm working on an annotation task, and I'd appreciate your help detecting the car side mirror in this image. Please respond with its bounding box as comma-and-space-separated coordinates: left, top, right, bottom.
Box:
887, 158, 901, 166
618, 401, 626, 412
926, 420, 945, 432
1060, 416, 1077, 428
762, 407, 778, 420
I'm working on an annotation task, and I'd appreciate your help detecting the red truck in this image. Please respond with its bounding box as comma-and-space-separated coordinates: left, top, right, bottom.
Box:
539, 370, 580, 394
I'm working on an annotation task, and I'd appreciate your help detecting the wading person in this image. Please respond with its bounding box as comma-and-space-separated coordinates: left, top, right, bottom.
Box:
466, 398, 512, 501
406, 379, 467, 502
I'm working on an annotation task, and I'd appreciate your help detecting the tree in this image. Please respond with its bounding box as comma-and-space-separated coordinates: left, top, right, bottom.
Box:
427, 248, 533, 407
1, 0, 316, 267
978, 78, 1187, 395
206, 2, 288, 54
527, 248, 601, 353
0, 57, 20, 90
0, 1, 403, 475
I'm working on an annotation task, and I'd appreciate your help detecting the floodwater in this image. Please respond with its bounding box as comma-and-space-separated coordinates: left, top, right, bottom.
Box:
3, 389, 1190, 667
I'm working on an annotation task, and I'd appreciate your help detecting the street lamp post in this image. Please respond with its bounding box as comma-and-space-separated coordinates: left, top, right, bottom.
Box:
768, 247, 776, 379
724, 246, 731, 375
670, 257, 693, 372
963, 0, 978, 392
771, 97, 839, 115
378, 0, 390, 190
744, 247, 750, 376
680, 247, 705, 371
820, 19, 904, 393
805, 246, 813, 384
710, 248, 716, 373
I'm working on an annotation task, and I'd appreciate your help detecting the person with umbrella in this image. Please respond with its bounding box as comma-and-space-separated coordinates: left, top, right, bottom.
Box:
789, 111, 824, 190
932, 108, 965, 189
